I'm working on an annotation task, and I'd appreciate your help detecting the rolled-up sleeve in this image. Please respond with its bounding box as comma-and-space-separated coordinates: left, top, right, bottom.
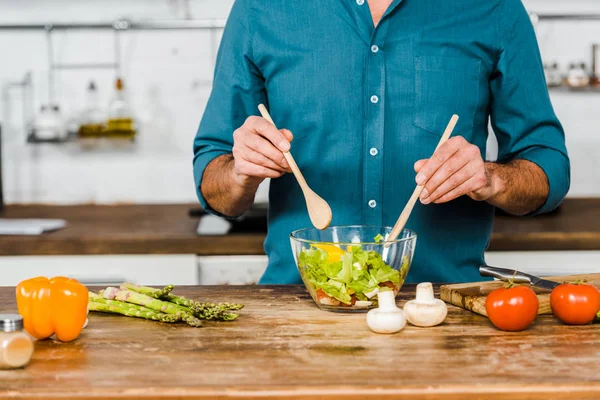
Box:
192, 0, 266, 213
490, 0, 570, 215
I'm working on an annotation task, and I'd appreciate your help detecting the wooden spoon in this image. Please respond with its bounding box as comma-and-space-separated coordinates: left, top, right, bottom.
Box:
386, 115, 459, 246
258, 104, 332, 230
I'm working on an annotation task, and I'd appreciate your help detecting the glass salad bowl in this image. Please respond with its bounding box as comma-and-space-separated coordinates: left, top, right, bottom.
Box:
290, 225, 417, 312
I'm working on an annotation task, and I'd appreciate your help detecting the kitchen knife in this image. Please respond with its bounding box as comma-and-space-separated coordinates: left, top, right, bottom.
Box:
479, 265, 560, 291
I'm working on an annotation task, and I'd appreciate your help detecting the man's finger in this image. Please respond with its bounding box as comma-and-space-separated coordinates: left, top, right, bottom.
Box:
432, 176, 482, 204
421, 147, 475, 201
281, 129, 294, 143
243, 135, 290, 171
414, 159, 428, 173
235, 159, 285, 179
415, 136, 465, 185
252, 117, 291, 152
235, 146, 287, 172
421, 161, 477, 204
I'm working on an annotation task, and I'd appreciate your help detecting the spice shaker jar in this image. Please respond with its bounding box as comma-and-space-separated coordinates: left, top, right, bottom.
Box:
566, 63, 590, 89
0, 314, 34, 369
544, 62, 563, 88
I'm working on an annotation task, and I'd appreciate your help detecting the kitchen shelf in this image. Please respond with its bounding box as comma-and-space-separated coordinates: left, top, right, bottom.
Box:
535, 13, 600, 21
52, 63, 119, 70
0, 19, 226, 31
26, 134, 71, 144
548, 86, 600, 94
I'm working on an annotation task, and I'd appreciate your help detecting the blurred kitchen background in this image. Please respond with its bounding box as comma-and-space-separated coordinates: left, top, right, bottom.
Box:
0, 0, 599, 286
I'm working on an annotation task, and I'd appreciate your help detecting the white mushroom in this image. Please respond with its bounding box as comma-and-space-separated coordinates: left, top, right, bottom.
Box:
366, 290, 406, 334
403, 282, 447, 327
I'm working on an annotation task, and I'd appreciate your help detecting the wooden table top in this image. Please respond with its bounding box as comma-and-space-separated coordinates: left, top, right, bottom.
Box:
0, 285, 598, 400
0, 204, 265, 256
0, 198, 599, 256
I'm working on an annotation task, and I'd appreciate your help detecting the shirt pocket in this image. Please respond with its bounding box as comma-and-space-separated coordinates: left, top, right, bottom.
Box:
413, 56, 481, 138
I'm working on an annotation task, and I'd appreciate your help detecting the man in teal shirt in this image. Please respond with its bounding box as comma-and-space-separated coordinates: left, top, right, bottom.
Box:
193, 0, 570, 284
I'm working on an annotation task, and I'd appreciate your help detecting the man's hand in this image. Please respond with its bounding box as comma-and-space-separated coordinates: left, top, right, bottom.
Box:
414, 136, 501, 205
200, 116, 294, 218
413, 136, 550, 216
232, 116, 294, 189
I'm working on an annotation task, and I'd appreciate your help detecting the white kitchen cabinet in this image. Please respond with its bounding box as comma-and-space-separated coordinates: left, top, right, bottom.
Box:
0, 255, 198, 286
484, 251, 600, 276
197, 255, 268, 285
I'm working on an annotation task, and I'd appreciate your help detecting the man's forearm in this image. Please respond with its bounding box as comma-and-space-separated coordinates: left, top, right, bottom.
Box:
200, 154, 259, 217
485, 159, 549, 216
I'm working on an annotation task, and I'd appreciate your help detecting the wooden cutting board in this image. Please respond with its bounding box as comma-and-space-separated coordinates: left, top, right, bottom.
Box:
440, 273, 600, 317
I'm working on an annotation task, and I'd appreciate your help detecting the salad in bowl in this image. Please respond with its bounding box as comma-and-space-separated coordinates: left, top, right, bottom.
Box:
290, 226, 417, 312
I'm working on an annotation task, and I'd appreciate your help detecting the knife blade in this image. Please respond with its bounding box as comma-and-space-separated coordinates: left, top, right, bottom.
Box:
479, 265, 560, 291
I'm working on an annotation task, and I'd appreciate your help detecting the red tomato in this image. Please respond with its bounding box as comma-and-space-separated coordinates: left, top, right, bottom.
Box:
550, 283, 600, 325
315, 289, 340, 306
485, 286, 539, 331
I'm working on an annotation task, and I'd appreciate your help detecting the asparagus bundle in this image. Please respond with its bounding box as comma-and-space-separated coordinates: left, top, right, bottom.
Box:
88, 284, 244, 327
121, 283, 244, 319
103, 287, 202, 327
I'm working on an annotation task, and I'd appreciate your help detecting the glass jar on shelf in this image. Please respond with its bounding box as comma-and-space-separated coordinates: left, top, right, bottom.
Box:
105, 77, 136, 140
78, 81, 106, 138
30, 104, 67, 142
544, 62, 563, 88
566, 62, 590, 90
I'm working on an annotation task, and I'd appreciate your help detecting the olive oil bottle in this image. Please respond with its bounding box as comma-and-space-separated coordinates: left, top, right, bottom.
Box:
78, 81, 106, 138
105, 77, 136, 140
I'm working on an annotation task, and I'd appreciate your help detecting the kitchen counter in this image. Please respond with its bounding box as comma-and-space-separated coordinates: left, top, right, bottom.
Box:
0, 204, 265, 256
0, 285, 598, 400
0, 198, 599, 256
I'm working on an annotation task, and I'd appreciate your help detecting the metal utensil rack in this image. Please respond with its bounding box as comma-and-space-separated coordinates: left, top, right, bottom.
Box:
0, 19, 226, 144
532, 13, 600, 22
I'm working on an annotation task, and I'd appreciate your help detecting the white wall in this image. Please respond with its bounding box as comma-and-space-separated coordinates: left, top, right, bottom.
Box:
523, 0, 600, 197
0, 0, 598, 205
0, 0, 241, 204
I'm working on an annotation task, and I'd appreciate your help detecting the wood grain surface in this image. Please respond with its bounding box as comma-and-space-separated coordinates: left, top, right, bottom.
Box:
489, 198, 600, 251
0, 204, 265, 256
1, 199, 600, 257
0, 285, 598, 400
440, 274, 600, 316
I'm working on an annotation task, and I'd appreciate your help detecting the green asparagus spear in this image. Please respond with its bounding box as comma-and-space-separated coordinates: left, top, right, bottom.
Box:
89, 301, 180, 323
163, 294, 197, 308
191, 301, 244, 313
90, 292, 182, 321
120, 283, 174, 299
103, 287, 202, 327
192, 301, 244, 312
162, 296, 239, 320
161, 293, 243, 312
150, 292, 242, 321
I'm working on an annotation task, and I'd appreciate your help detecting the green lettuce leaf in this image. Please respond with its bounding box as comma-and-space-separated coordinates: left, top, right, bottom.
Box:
340, 252, 353, 284
299, 244, 402, 305
314, 279, 352, 304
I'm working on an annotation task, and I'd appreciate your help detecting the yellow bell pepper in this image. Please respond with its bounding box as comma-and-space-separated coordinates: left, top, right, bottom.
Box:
16, 276, 88, 342
312, 244, 346, 263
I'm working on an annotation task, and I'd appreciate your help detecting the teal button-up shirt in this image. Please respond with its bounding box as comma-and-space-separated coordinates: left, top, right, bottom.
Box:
193, 0, 570, 284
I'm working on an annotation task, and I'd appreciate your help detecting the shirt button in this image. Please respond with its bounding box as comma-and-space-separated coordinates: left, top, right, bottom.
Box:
369, 148, 378, 156
371, 45, 379, 53
370, 95, 379, 104
368, 199, 377, 208
356, 0, 365, 4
